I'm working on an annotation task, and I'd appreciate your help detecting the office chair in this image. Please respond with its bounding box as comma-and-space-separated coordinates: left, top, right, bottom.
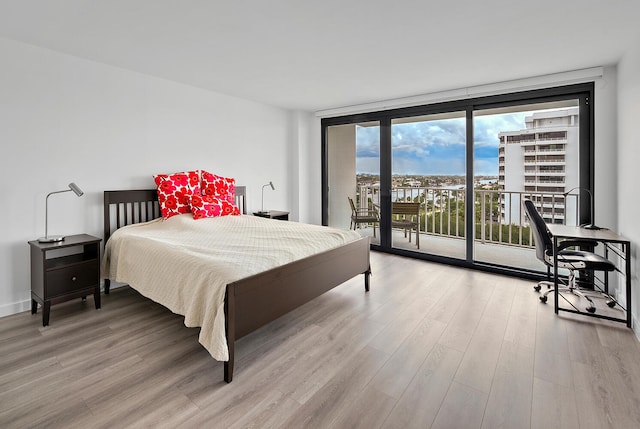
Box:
523, 199, 616, 313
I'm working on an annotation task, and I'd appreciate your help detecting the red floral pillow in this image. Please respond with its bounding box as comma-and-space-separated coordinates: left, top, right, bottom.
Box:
201, 170, 236, 205
191, 194, 240, 219
154, 170, 201, 219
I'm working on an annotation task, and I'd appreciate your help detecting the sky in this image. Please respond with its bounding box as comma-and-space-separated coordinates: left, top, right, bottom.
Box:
356, 112, 526, 176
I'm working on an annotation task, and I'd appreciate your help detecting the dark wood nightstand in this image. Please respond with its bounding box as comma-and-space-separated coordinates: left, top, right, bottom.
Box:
253, 210, 289, 221
28, 234, 102, 326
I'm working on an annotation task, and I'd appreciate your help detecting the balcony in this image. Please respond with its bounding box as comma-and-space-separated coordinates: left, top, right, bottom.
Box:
536, 147, 566, 155
536, 159, 566, 164
536, 170, 565, 175
537, 138, 568, 145
355, 185, 583, 271
524, 180, 565, 186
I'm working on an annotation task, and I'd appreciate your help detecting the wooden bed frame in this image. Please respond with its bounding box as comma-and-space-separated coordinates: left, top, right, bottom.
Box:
103, 187, 371, 382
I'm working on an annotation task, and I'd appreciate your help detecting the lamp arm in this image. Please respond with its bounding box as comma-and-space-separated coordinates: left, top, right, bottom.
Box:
261, 182, 275, 213
261, 184, 267, 212
564, 186, 596, 228
44, 189, 72, 239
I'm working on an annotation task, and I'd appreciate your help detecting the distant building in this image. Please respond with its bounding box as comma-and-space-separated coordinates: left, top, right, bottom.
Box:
498, 107, 579, 224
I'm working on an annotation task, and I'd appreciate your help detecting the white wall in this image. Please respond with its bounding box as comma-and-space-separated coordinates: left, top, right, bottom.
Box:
0, 37, 293, 316
617, 44, 640, 334
594, 66, 619, 231
298, 114, 322, 225
327, 124, 357, 230
287, 110, 316, 223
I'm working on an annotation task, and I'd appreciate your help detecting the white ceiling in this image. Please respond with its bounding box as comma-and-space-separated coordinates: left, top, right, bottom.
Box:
1, 0, 639, 112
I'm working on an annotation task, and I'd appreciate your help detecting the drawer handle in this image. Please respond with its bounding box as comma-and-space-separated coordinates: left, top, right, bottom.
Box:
71, 276, 77, 282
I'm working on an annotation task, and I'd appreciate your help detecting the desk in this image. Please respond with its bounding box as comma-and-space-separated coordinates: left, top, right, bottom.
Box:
547, 224, 631, 327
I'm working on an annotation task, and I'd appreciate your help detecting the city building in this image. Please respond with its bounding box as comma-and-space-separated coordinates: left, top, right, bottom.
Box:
498, 107, 579, 224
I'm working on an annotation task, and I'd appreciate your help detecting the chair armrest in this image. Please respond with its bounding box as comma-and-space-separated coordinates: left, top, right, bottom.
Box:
355, 209, 377, 215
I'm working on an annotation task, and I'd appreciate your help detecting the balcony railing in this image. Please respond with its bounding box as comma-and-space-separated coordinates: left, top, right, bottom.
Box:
357, 185, 582, 249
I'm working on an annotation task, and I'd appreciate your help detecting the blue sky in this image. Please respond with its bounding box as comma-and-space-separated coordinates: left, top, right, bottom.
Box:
356, 113, 526, 176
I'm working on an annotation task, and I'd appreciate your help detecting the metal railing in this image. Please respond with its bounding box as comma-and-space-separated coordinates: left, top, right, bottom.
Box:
356, 185, 582, 249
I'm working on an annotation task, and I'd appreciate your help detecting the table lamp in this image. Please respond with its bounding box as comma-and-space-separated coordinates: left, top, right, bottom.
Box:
38, 182, 84, 242
563, 186, 600, 230
261, 181, 275, 213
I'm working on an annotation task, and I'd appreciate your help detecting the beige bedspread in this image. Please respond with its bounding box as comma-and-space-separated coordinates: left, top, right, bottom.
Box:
101, 214, 361, 361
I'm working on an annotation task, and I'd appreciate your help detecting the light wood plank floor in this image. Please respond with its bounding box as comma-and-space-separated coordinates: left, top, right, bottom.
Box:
2, 251, 640, 428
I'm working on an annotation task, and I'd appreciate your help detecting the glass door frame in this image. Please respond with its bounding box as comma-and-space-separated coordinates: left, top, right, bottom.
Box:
321, 82, 594, 277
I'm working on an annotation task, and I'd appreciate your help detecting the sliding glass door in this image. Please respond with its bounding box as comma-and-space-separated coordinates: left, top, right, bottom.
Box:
322, 83, 593, 277
472, 100, 581, 270
326, 121, 380, 245
391, 112, 466, 258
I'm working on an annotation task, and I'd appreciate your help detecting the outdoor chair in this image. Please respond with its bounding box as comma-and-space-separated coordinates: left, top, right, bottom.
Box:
391, 202, 420, 249
348, 197, 379, 237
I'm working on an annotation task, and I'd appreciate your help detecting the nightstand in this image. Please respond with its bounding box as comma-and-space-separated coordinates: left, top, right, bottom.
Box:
253, 210, 289, 221
28, 234, 102, 326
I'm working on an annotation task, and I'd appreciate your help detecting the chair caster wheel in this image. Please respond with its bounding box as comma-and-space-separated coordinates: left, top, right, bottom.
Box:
606, 300, 616, 308
534, 285, 541, 292
586, 306, 596, 313
540, 296, 548, 303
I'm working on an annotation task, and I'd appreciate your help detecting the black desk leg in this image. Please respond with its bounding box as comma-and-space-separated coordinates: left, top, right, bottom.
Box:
626, 242, 632, 328
553, 236, 559, 315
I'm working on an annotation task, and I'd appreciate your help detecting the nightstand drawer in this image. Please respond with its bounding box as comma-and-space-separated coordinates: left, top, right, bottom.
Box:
46, 261, 99, 297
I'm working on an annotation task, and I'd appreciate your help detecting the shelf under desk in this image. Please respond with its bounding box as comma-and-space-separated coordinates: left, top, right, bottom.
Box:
547, 224, 631, 327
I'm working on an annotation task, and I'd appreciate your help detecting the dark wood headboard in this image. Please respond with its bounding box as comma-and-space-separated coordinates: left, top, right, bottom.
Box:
103, 186, 247, 243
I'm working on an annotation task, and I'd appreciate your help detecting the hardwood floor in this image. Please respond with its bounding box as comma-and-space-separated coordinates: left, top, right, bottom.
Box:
2, 251, 640, 428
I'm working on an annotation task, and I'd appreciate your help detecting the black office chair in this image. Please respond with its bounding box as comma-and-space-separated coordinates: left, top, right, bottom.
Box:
523, 199, 616, 313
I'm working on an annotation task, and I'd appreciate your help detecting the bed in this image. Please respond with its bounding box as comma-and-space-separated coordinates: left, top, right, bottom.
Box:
101, 187, 371, 383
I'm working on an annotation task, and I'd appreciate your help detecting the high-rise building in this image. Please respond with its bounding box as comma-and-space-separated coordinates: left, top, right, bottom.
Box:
498, 107, 579, 224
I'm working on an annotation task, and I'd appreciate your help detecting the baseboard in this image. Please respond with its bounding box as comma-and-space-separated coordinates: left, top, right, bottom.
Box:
0, 299, 32, 318
0, 281, 122, 319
